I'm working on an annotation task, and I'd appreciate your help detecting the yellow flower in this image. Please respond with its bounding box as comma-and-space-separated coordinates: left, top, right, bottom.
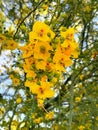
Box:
46, 62, 55, 71
25, 56, 35, 65
70, 42, 80, 58
41, 75, 47, 82
84, 5, 91, 12
11, 120, 18, 130
45, 111, 54, 120
61, 41, 79, 58
20, 44, 34, 58
51, 77, 58, 84
16, 97, 22, 104
59, 26, 67, 32
54, 62, 65, 72
53, 44, 72, 65
23, 57, 35, 72
60, 27, 75, 41
37, 98, 44, 107
0, 107, 5, 115
0, 34, 6, 44
78, 125, 85, 130
19, 42, 35, 51
29, 21, 55, 42
10, 74, 20, 86
26, 70, 36, 79
11, 125, 17, 130
23, 63, 32, 73
32, 113, 37, 119
35, 60, 46, 70
60, 27, 79, 59
71, 49, 80, 58
35, 60, 54, 71
13, 78, 20, 86
75, 97, 81, 102
25, 80, 36, 88
54, 57, 72, 71
34, 41, 52, 61
62, 46, 72, 57
79, 74, 84, 80
53, 44, 72, 70
53, 44, 62, 63
61, 39, 71, 48
34, 117, 43, 124
42, 4, 48, 10
39, 4, 48, 16
3, 39, 18, 50
60, 54, 72, 67
31, 81, 54, 100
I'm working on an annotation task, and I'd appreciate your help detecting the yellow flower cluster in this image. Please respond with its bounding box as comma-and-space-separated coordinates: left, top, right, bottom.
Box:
0, 34, 18, 50
45, 111, 54, 120
20, 21, 79, 106
32, 111, 54, 123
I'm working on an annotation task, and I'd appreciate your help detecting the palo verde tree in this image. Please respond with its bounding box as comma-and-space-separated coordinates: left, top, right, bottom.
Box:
0, 0, 98, 130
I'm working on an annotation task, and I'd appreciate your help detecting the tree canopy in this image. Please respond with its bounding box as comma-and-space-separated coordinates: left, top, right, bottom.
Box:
0, 0, 98, 130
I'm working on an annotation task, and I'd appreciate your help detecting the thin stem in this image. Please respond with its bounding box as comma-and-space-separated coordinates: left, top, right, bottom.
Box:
68, 83, 74, 130
68, 62, 76, 130
8, 104, 17, 130
80, 22, 87, 53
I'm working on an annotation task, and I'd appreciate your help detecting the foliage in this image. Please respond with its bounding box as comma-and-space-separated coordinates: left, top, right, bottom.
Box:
0, 0, 98, 130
